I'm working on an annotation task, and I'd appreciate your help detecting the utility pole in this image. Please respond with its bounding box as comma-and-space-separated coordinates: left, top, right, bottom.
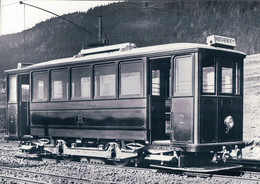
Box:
0, 0, 2, 36
23, 2, 26, 62
98, 16, 103, 43
98, 16, 109, 46
87, 16, 108, 47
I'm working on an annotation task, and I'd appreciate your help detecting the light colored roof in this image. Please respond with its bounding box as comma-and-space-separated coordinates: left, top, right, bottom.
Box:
5, 42, 246, 73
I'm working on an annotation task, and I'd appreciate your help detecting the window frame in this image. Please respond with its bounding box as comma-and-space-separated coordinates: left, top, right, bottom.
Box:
151, 69, 161, 96
31, 71, 49, 102
201, 59, 216, 95
8, 74, 17, 103
119, 60, 144, 98
218, 60, 235, 95
70, 66, 92, 100
235, 61, 242, 96
94, 63, 116, 99
173, 55, 194, 97
50, 68, 69, 101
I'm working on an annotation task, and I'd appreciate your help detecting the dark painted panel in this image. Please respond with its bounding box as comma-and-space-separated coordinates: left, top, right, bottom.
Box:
172, 97, 193, 143
6, 104, 18, 135
7, 104, 17, 135
31, 127, 147, 140
31, 111, 49, 125
200, 98, 217, 143
218, 98, 236, 142
31, 109, 146, 127
19, 102, 30, 136
31, 103, 48, 111
234, 98, 243, 141
149, 96, 167, 141
30, 98, 147, 111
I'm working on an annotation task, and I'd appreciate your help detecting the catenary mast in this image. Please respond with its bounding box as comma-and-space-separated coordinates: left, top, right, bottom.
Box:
0, 0, 2, 35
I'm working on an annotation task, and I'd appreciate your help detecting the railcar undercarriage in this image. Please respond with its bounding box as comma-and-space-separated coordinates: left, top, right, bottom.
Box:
15, 136, 244, 172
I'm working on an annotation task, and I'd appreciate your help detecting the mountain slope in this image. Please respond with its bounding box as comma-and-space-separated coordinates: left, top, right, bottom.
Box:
0, 1, 259, 78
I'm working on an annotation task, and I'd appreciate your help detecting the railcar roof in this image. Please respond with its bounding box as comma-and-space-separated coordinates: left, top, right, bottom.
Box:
5, 42, 246, 73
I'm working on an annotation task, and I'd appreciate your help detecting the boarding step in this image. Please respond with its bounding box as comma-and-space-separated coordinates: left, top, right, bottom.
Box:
150, 163, 242, 173
152, 140, 171, 145
145, 154, 175, 162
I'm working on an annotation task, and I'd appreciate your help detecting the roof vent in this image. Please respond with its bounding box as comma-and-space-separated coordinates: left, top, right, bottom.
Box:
207, 35, 236, 49
17, 63, 33, 69
74, 43, 136, 58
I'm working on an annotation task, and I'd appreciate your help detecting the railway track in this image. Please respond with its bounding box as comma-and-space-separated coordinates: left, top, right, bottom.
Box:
2, 144, 260, 183
2, 154, 260, 183
228, 158, 260, 165
227, 158, 260, 171
0, 166, 118, 184
0, 175, 45, 184
62, 158, 260, 183
211, 173, 260, 183
244, 170, 260, 178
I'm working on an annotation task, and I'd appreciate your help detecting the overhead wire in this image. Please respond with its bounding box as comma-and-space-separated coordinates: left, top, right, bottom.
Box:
1, 0, 28, 7
128, 1, 259, 19
1, 1, 19, 7
127, 1, 260, 31
19, 1, 99, 39
1, 1, 259, 41
126, 1, 200, 19
1, 0, 99, 39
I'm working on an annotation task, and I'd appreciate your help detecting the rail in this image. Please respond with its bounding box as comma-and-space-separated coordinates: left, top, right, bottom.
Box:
0, 166, 118, 184
227, 158, 260, 169
2, 153, 260, 183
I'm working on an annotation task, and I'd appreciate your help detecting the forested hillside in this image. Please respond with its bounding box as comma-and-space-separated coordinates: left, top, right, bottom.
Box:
0, 1, 259, 78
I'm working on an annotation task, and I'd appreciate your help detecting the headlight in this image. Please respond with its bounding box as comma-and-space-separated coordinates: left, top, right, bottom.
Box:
224, 116, 234, 133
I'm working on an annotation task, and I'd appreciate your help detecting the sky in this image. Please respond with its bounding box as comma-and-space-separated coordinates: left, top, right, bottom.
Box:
1, 0, 118, 35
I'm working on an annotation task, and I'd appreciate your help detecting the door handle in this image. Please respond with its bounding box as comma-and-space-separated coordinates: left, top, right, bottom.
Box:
170, 111, 174, 130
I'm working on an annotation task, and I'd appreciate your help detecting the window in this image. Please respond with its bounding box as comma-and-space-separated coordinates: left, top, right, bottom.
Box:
94, 64, 116, 98
174, 56, 193, 96
202, 61, 215, 93
8, 75, 17, 102
71, 67, 91, 99
119, 61, 142, 97
221, 67, 233, 93
21, 84, 30, 101
236, 63, 241, 95
32, 72, 48, 101
51, 69, 68, 100
152, 70, 160, 96
203, 67, 215, 93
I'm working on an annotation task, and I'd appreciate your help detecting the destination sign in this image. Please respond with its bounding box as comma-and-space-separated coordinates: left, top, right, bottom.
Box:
207, 35, 236, 48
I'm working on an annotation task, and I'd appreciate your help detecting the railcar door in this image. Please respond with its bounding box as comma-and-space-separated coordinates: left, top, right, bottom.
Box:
17, 74, 30, 137
6, 75, 18, 137
171, 55, 194, 143
148, 57, 170, 141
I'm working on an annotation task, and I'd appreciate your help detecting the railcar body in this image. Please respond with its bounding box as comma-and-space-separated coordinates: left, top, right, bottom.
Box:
5, 37, 246, 167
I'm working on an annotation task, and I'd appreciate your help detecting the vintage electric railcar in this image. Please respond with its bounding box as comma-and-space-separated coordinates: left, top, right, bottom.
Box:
5, 35, 246, 167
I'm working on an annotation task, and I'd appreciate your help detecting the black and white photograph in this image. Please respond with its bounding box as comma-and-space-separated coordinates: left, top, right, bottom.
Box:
0, 0, 259, 183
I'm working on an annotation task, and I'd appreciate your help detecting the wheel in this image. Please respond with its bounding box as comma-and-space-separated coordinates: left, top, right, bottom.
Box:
112, 158, 130, 167
236, 150, 242, 159
62, 155, 74, 161
38, 138, 50, 145
80, 157, 89, 163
